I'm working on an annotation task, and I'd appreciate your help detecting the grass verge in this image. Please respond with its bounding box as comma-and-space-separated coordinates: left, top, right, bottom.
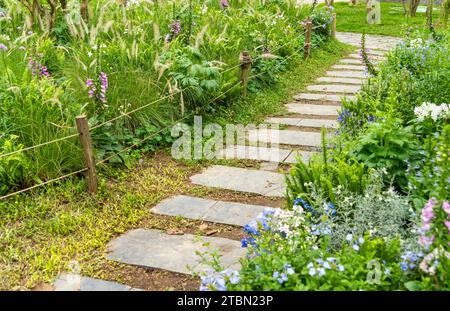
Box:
332, 2, 443, 37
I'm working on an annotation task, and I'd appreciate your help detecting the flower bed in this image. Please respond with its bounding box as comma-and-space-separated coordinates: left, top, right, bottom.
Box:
200, 31, 450, 291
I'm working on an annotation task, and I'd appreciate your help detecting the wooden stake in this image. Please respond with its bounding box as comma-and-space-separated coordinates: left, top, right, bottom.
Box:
304, 20, 313, 59
331, 13, 337, 40
76, 115, 97, 194
239, 51, 252, 98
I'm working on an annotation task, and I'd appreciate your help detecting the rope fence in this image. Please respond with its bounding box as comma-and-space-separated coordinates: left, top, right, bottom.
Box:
0, 13, 338, 201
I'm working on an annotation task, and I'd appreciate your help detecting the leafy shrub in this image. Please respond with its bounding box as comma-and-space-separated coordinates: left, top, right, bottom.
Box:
306, 171, 416, 250
349, 117, 419, 190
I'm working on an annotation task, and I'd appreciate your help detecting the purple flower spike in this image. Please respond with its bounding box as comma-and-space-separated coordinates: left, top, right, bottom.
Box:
220, 0, 230, 9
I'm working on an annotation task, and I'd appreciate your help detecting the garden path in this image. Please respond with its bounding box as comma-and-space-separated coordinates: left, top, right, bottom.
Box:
53, 32, 400, 290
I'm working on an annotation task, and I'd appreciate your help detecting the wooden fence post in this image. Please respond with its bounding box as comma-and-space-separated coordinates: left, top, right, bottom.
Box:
303, 20, 313, 59
76, 115, 98, 194
239, 50, 252, 98
331, 13, 337, 40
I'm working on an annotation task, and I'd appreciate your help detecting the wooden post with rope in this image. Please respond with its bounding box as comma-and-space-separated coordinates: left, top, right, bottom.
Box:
239, 50, 253, 98
76, 115, 97, 194
304, 20, 313, 59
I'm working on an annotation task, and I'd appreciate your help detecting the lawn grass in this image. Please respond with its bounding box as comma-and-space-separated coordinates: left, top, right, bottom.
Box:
0, 40, 351, 290
332, 2, 443, 37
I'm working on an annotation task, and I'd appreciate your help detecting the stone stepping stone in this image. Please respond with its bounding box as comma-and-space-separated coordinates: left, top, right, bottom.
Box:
152, 195, 276, 227
331, 64, 366, 71
286, 103, 340, 116
54, 273, 143, 291
348, 53, 386, 60
326, 70, 366, 78
307, 84, 360, 94
265, 117, 338, 128
248, 128, 323, 147
190, 165, 285, 197
339, 58, 364, 65
285, 150, 317, 164
293, 93, 356, 103
106, 229, 245, 275
219, 145, 291, 163
317, 77, 364, 85
362, 49, 388, 56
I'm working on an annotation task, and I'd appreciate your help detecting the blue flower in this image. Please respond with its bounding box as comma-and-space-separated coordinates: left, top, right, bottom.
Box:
308, 267, 316, 276
400, 262, 408, 271
241, 238, 248, 248
352, 244, 360, 251
318, 268, 326, 276
284, 264, 295, 275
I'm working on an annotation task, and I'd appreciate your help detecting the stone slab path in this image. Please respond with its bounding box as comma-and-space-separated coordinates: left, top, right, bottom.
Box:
190, 165, 286, 197
54, 274, 143, 291
106, 229, 245, 275
152, 195, 279, 226
54, 32, 400, 290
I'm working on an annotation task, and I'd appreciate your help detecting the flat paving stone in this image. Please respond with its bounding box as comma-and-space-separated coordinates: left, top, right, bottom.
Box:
265, 117, 338, 128
363, 49, 388, 56
348, 53, 386, 60
219, 145, 291, 163
339, 58, 363, 64
317, 77, 364, 85
54, 274, 141, 291
286, 103, 340, 116
190, 165, 285, 197
285, 150, 317, 163
152, 195, 276, 226
248, 129, 323, 147
107, 229, 245, 275
331, 64, 366, 71
293, 93, 356, 103
284, 150, 315, 163
326, 70, 367, 78
307, 84, 360, 94
259, 161, 280, 171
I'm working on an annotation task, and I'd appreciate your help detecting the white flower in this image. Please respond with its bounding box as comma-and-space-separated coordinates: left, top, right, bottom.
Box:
346, 233, 353, 242
414, 102, 450, 121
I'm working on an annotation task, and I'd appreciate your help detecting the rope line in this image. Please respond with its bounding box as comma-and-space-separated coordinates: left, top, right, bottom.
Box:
0, 133, 79, 160
0, 168, 88, 201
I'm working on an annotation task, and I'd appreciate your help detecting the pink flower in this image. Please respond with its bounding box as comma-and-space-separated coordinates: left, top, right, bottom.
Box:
443, 201, 450, 214
445, 221, 450, 230
419, 235, 435, 248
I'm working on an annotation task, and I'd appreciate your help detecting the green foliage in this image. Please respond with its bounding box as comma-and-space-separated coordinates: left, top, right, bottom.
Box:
0, 0, 333, 194
349, 118, 419, 190
0, 136, 30, 194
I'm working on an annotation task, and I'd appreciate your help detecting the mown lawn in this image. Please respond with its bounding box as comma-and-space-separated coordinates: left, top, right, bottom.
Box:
332, 2, 443, 37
